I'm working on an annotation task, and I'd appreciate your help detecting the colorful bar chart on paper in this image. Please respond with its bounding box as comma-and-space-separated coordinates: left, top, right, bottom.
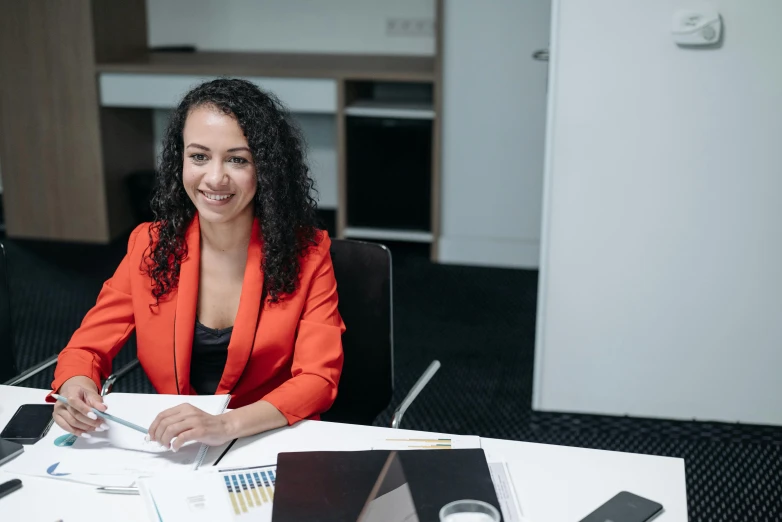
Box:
221, 465, 277, 517
138, 464, 277, 522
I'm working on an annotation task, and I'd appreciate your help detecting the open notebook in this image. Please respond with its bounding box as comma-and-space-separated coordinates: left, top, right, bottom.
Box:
53, 393, 231, 476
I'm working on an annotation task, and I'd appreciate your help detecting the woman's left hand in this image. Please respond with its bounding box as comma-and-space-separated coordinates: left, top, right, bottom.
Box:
148, 403, 233, 452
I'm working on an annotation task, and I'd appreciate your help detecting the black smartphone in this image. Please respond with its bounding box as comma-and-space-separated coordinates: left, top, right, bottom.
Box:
0, 439, 24, 467
579, 491, 663, 522
0, 404, 55, 444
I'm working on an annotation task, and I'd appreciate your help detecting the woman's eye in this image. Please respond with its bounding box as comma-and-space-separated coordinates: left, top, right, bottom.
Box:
190, 154, 207, 162
229, 157, 249, 165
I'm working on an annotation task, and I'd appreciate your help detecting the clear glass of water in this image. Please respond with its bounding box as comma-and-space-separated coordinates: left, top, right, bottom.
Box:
439, 499, 501, 522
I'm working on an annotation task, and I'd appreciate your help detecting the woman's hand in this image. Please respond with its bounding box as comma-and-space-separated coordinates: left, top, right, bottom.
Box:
148, 403, 233, 452
52, 376, 108, 437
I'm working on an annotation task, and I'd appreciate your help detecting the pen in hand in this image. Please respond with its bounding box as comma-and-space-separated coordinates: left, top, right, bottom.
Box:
51, 394, 148, 435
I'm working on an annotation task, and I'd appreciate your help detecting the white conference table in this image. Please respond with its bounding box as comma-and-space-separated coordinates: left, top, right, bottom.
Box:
0, 385, 688, 521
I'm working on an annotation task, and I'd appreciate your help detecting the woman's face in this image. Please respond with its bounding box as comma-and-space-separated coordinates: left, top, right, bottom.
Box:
181, 105, 257, 225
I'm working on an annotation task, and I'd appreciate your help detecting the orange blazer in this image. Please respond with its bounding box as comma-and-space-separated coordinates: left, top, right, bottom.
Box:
49, 215, 345, 425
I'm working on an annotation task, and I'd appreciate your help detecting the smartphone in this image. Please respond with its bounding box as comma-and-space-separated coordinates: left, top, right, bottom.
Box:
0, 404, 55, 444
0, 439, 24, 467
579, 491, 663, 522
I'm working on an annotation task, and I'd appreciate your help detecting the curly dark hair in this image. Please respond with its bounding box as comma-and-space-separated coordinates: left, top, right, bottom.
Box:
146, 78, 321, 304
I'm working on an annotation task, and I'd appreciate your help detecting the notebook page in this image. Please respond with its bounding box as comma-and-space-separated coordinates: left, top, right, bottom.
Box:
55, 393, 230, 476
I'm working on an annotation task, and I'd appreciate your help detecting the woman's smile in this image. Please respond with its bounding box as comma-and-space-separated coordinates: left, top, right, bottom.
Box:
199, 189, 235, 205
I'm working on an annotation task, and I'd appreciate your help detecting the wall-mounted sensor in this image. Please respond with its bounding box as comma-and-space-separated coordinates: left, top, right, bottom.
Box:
672, 8, 722, 46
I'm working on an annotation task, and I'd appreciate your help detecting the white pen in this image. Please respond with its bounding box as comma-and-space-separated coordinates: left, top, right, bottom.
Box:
95, 486, 139, 495
51, 394, 148, 434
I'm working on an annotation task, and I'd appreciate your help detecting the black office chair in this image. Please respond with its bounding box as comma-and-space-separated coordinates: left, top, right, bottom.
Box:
104, 238, 440, 427
321, 239, 440, 426
0, 242, 59, 386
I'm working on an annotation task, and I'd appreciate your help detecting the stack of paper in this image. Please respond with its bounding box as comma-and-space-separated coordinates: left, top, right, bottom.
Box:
137, 457, 523, 522
4, 393, 230, 484
2, 423, 137, 487
138, 464, 277, 522
488, 461, 524, 522
55, 393, 230, 476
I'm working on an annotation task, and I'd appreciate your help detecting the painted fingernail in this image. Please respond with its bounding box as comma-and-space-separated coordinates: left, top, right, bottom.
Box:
87, 412, 98, 420
80, 432, 92, 438
144, 434, 150, 442
100, 423, 109, 430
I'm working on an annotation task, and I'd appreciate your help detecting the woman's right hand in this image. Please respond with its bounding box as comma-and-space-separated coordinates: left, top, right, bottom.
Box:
52, 376, 109, 437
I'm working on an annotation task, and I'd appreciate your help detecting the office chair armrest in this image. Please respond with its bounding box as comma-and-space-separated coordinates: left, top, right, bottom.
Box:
391, 360, 441, 429
4, 354, 59, 386
101, 358, 141, 396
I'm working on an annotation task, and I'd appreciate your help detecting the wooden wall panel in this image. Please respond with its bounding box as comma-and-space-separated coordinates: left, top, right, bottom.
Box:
0, 0, 150, 242
0, 0, 109, 241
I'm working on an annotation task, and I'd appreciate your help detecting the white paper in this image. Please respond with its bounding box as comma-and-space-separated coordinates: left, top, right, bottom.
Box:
488, 462, 523, 522
54, 393, 230, 476
371, 435, 482, 451
57, 429, 205, 475
2, 424, 136, 486
139, 464, 277, 522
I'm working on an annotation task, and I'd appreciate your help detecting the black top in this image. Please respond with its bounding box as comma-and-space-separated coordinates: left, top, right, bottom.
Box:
190, 320, 232, 395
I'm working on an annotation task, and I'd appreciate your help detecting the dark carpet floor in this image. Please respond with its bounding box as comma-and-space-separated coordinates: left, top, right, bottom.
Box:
2, 231, 780, 522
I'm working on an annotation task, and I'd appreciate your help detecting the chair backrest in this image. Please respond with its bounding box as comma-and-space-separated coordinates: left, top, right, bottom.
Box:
0, 243, 18, 381
322, 239, 393, 425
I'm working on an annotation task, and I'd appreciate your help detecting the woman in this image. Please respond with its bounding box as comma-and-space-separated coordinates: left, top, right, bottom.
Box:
49, 79, 345, 451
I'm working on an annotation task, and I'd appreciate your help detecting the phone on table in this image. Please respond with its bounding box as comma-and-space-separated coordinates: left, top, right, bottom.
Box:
0, 438, 24, 467
0, 404, 55, 444
579, 491, 663, 522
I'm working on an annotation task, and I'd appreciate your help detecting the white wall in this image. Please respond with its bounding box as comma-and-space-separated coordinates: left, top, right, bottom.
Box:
147, 0, 434, 56
439, 0, 551, 268
535, 0, 782, 425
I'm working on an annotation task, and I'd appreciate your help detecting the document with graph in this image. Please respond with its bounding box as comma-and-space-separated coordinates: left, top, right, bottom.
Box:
54, 393, 230, 476
138, 464, 277, 522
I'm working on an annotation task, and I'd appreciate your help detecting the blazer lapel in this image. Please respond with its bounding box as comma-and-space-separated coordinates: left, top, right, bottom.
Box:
173, 214, 201, 395
216, 218, 264, 394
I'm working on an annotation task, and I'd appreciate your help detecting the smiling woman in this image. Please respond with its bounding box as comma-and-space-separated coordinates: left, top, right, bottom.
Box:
48, 79, 345, 451
182, 117, 255, 214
